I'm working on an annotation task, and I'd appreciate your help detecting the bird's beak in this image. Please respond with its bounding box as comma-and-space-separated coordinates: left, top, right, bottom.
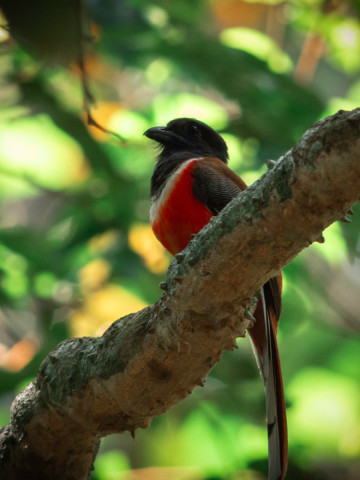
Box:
144, 126, 184, 145
144, 126, 167, 142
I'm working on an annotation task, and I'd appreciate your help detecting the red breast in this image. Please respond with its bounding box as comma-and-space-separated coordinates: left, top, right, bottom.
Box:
150, 158, 213, 255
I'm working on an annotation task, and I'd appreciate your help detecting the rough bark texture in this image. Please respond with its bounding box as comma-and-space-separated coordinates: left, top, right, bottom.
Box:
1, 109, 360, 480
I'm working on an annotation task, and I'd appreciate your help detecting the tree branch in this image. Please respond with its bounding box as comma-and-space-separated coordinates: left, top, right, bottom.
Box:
1, 109, 360, 480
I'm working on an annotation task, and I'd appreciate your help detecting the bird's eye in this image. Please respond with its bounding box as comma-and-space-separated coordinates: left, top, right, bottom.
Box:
187, 124, 200, 137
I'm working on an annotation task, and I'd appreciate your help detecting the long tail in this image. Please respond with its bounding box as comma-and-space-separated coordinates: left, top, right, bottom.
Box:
248, 281, 288, 480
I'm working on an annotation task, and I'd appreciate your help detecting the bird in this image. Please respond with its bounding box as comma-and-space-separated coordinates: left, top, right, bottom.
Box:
144, 117, 288, 480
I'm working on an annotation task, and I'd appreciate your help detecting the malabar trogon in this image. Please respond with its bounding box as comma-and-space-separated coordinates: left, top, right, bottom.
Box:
144, 118, 287, 480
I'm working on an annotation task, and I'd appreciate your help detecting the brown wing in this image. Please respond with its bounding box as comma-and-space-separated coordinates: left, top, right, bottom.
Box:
192, 157, 246, 214
192, 157, 283, 325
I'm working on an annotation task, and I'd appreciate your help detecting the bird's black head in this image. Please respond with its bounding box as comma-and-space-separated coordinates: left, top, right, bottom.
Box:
145, 118, 229, 197
144, 117, 229, 164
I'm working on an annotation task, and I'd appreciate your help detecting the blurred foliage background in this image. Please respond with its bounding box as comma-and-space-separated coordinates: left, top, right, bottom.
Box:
0, 0, 359, 479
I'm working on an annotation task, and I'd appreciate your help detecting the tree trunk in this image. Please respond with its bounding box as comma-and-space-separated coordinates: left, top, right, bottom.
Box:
1, 109, 359, 480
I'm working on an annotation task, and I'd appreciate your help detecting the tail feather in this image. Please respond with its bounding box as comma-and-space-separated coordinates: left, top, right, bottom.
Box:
248, 284, 288, 480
